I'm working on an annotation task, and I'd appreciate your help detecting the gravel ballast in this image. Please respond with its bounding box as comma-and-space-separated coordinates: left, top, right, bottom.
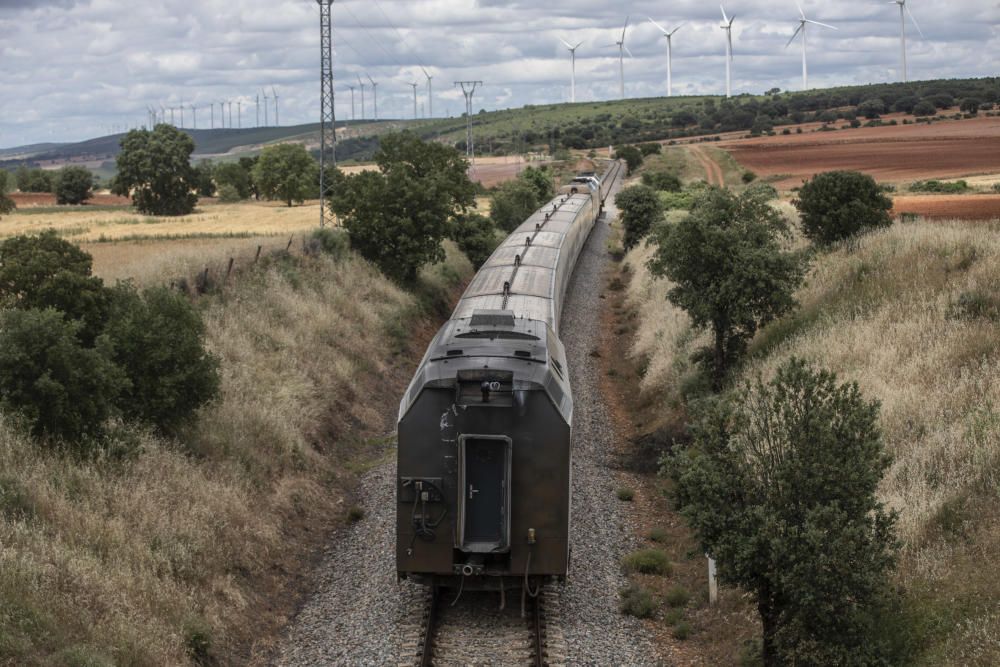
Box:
275, 177, 658, 665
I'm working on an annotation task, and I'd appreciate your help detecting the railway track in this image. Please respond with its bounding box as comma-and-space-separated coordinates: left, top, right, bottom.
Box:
401, 579, 566, 666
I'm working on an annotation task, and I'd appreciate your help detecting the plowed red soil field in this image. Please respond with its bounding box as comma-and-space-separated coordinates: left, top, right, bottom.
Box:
892, 195, 1000, 220
721, 116, 1000, 189
10, 193, 131, 207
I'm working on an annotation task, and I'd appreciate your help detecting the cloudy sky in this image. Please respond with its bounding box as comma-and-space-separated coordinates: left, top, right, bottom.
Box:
0, 0, 997, 147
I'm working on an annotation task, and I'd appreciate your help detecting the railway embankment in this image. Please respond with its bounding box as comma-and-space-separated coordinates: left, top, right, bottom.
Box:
0, 237, 473, 665
611, 214, 1000, 664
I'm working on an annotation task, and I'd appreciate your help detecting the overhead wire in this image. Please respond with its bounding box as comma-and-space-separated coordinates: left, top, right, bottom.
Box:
338, 1, 408, 70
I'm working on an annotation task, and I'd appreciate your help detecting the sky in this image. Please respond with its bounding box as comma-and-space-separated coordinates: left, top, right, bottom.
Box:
0, 0, 997, 148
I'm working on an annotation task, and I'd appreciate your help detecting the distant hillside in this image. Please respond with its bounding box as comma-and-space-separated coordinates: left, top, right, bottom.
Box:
2, 76, 996, 171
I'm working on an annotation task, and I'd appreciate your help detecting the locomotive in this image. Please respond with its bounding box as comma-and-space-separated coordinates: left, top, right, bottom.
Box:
396, 159, 623, 594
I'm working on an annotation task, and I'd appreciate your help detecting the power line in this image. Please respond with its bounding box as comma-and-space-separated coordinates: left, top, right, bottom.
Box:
370, 0, 428, 70
339, 2, 407, 70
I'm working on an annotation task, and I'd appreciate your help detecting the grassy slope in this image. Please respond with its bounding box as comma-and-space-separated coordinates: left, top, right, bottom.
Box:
0, 239, 473, 665
623, 217, 1000, 665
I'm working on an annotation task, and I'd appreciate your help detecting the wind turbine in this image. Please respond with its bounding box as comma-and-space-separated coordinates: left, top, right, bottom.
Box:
786, 3, 837, 90
421, 67, 433, 118
720, 5, 735, 98
256, 93, 260, 127
191, 104, 197, 130
348, 85, 356, 120
612, 17, 632, 99
648, 18, 684, 97
559, 38, 583, 103
367, 75, 378, 121
272, 87, 280, 126
262, 90, 270, 126
357, 75, 367, 120
890, 0, 924, 83
409, 82, 418, 119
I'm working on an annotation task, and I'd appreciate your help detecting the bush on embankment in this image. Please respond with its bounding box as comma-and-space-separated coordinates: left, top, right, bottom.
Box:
0, 234, 473, 664
624, 217, 1000, 665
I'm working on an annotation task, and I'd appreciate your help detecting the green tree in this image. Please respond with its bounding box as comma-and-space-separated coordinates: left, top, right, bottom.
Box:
794, 171, 893, 246
253, 143, 318, 207
193, 161, 216, 198
238, 156, 260, 200
649, 187, 806, 389
0, 231, 110, 346
15, 167, 53, 193
104, 284, 219, 433
856, 98, 885, 119
451, 213, 499, 270
214, 162, 252, 200
960, 98, 982, 115
518, 166, 554, 203
54, 166, 94, 205
912, 100, 937, 117
614, 145, 644, 175
670, 359, 898, 665
489, 179, 541, 233
615, 185, 664, 251
111, 124, 199, 215
0, 171, 15, 217
0, 308, 123, 444
329, 131, 475, 283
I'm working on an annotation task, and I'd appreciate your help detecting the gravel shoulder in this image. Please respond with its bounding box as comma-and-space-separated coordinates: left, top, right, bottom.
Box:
274, 181, 658, 665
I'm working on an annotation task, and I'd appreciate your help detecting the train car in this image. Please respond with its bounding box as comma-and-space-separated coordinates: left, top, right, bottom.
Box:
396, 159, 623, 593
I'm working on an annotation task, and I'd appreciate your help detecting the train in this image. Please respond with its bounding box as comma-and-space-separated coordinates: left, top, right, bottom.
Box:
395, 158, 623, 596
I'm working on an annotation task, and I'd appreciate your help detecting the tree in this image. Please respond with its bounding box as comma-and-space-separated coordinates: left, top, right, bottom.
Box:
518, 166, 554, 203
15, 167, 53, 193
253, 143, 318, 207
960, 98, 982, 115
0, 231, 110, 346
489, 179, 541, 233
670, 359, 898, 665
54, 166, 94, 205
649, 187, 806, 389
193, 161, 216, 197
912, 100, 937, 117
794, 171, 893, 246
329, 132, 475, 283
104, 284, 219, 434
238, 156, 261, 200
0, 171, 15, 217
214, 162, 252, 200
0, 308, 123, 444
615, 185, 664, 251
614, 145, 644, 175
451, 213, 500, 270
857, 98, 885, 119
112, 124, 199, 215
892, 95, 920, 113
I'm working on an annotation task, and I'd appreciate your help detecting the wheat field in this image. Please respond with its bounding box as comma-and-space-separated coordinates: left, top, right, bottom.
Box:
624, 217, 1000, 665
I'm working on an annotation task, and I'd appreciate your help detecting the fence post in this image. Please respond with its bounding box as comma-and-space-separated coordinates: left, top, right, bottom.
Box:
708, 556, 719, 606
225, 257, 235, 282
286, 235, 294, 252
255, 245, 263, 263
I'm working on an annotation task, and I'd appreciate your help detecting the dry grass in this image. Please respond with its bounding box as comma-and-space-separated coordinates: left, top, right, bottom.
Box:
623, 216, 1000, 665
1, 200, 323, 243
0, 237, 473, 665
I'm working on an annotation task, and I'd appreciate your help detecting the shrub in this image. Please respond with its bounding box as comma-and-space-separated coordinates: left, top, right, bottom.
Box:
518, 165, 554, 203
912, 101, 937, 117
452, 213, 500, 270
615, 184, 664, 250
217, 183, 242, 203
15, 166, 53, 193
623, 548, 672, 575
672, 621, 692, 640
857, 98, 885, 119
54, 166, 94, 205
616, 487, 635, 501
193, 161, 216, 198
648, 527, 669, 543
638, 142, 663, 156
910, 179, 969, 193
664, 608, 685, 625
619, 584, 657, 618
665, 586, 691, 608
744, 182, 778, 201
310, 227, 351, 260
0, 308, 123, 444
214, 162, 253, 200
104, 284, 220, 434
347, 506, 365, 522
794, 171, 893, 246
742, 170, 757, 184
946, 290, 1000, 322
183, 616, 214, 665
993, 183, 1000, 193
641, 170, 682, 192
